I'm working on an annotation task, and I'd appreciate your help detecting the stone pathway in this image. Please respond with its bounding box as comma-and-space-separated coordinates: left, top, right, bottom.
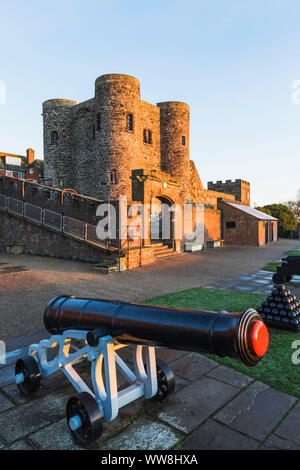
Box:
0, 341, 299, 450
205, 270, 300, 295
0, 243, 299, 450
205, 245, 300, 296
0, 309, 299, 450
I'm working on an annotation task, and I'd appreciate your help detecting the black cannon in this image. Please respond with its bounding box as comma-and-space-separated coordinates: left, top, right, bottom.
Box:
273, 255, 300, 284
15, 296, 269, 447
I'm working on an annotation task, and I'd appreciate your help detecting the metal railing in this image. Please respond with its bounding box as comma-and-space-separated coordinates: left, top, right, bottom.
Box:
0, 193, 116, 251
24, 203, 43, 224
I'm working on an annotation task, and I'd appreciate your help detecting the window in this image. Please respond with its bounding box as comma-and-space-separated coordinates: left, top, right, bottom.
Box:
143, 129, 152, 144
92, 125, 96, 140
51, 131, 58, 146
182, 135, 186, 146
109, 170, 119, 184
96, 113, 101, 132
126, 114, 133, 131
5, 156, 21, 166
226, 221, 236, 229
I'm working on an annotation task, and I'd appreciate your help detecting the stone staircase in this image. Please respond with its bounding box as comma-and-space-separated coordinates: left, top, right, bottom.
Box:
152, 242, 177, 259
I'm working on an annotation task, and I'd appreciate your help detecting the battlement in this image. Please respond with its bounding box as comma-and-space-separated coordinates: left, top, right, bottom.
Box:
208, 179, 250, 186
207, 179, 250, 205
43, 73, 190, 202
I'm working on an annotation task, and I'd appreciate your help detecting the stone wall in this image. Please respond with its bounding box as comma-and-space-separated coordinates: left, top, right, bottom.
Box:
207, 179, 250, 205
43, 75, 192, 204
0, 211, 108, 262
43, 99, 76, 189
158, 101, 190, 201
219, 201, 269, 246
0, 176, 102, 226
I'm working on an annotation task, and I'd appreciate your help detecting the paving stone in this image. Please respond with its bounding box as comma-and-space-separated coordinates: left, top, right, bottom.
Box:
171, 353, 218, 381
206, 365, 254, 389
3, 369, 75, 405
214, 381, 297, 442
274, 401, 300, 445
155, 376, 239, 434
177, 419, 259, 450
9, 440, 35, 450
0, 387, 71, 443
101, 417, 181, 450
30, 418, 83, 450
0, 346, 28, 369
155, 348, 188, 365
0, 391, 13, 412
253, 279, 271, 285
260, 434, 299, 450
234, 286, 252, 291
0, 365, 15, 388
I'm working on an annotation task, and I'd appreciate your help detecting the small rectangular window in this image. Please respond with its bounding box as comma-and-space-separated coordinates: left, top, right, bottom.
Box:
182, 135, 186, 146
143, 129, 152, 144
109, 170, 119, 184
126, 114, 133, 131
51, 131, 58, 146
92, 125, 96, 140
226, 221, 236, 229
96, 113, 101, 132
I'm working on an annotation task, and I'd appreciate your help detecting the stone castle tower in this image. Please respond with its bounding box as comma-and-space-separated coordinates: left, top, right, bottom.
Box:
43, 74, 190, 202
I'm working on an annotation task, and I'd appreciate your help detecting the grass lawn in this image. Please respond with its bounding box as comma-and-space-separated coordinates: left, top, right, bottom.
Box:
144, 287, 300, 398
262, 249, 300, 272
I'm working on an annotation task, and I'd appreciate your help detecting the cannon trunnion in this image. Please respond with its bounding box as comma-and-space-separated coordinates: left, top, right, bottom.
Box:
15, 295, 269, 447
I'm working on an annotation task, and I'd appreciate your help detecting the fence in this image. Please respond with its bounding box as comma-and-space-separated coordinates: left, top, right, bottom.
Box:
0, 193, 112, 250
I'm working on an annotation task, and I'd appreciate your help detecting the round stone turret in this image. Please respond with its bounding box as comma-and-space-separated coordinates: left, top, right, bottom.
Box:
157, 101, 190, 199
43, 99, 76, 188
94, 74, 141, 199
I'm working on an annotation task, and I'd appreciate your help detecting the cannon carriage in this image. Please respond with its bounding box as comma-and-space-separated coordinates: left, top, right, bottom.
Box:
15, 295, 269, 447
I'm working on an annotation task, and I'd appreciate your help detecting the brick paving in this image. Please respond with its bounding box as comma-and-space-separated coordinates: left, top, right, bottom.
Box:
0, 239, 299, 450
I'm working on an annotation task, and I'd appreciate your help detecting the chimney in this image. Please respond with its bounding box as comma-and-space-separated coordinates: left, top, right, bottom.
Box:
26, 148, 35, 165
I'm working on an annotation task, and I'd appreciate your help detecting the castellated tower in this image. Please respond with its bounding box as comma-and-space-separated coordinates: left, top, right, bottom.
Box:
157, 101, 190, 200
43, 74, 190, 202
207, 179, 251, 205
43, 99, 76, 188
94, 74, 141, 200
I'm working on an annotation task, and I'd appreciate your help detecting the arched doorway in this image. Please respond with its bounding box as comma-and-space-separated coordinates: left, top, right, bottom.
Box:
150, 196, 175, 246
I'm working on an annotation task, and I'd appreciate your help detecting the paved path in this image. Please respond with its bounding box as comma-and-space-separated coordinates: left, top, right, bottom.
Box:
0, 238, 299, 340
0, 239, 299, 450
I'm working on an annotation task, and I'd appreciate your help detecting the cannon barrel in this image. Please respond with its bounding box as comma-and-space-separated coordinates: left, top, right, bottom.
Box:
43, 296, 269, 367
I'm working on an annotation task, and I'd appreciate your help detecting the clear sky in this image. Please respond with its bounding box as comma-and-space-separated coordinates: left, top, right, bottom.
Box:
1, 0, 300, 206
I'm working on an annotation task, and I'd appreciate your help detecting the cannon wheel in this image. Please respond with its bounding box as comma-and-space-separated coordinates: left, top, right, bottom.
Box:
15, 356, 41, 397
66, 392, 103, 447
155, 359, 175, 400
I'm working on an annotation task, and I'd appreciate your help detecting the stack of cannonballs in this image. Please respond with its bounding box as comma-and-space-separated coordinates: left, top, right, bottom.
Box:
257, 284, 300, 332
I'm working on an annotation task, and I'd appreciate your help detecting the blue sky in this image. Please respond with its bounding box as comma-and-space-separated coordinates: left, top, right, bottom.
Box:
0, 0, 300, 206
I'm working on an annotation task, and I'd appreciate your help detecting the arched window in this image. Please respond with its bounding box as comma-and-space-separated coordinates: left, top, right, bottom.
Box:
51, 131, 58, 146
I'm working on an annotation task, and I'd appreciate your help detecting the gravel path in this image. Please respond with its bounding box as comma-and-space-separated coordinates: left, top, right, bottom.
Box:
0, 238, 299, 340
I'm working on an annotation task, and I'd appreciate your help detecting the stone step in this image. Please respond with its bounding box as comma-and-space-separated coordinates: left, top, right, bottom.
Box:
153, 243, 172, 252
155, 246, 177, 258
